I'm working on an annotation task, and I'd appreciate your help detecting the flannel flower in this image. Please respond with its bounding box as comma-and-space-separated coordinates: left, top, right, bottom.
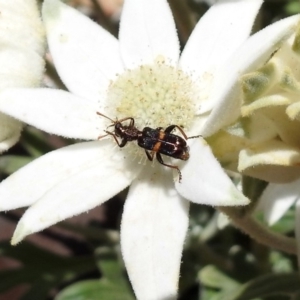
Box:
238, 22, 300, 259
202, 10, 300, 262
0, 0, 298, 299
207, 20, 300, 184
0, 0, 45, 152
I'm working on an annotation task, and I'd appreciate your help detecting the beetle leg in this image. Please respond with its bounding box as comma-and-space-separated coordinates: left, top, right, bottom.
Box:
129, 118, 135, 127
118, 117, 135, 127
165, 125, 188, 140
156, 153, 182, 182
103, 130, 127, 147
118, 138, 128, 147
165, 124, 202, 140
145, 149, 155, 161
164, 125, 176, 134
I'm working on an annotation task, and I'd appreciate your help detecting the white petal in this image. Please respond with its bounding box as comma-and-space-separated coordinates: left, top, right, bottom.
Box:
175, 138, 249, 206
241, 95, 292, 117
180, 0, 262, 80
0, 113, 22, 153
202, 14, 300, 137
287, 102, 300, 120
0, 0, 45, 151
0, 140, 128, 211
121, 168, 189, 300
0, 0, 46, 56
238, 140, 300, 183
0, 48, 45, 91
0, 88, 103, 140
42, 0, 123, 103
180, 0, 262, 114
119, 0, 180, 68
0, 130, 21, 153
258, 180, 300, 225
11, 144, 140, 245
0, 0, 45, 89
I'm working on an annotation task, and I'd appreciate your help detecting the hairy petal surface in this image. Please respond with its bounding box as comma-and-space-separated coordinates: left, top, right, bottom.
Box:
175, 139, 249, 206
0, 113, 22, 151
0, 141, 110, 210
119, 0, 180, 68
0, 88, 103, 140
287, 102, 300, 121
202, 14, 300, 137
180, 0, 262, 114
42, 0, 123, 104
121, 168, 189, 300
180, 0, 262, 80
0, 49, 44, 91
258, 180, 300, 225
0, 0, 45, 151
238, 140, 300, 182
0, 0, 45, 88
11, 142, 140, 245
0, 140, 133, 211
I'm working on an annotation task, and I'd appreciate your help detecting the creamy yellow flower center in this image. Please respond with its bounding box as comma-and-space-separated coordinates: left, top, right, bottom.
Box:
103, 57, 196, 164
106, 57, 195, 129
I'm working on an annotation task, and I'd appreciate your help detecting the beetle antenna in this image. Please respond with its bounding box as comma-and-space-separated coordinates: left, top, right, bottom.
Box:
98, 133, 109, 140
96, 112, 116, 123
187, 134, 202, 140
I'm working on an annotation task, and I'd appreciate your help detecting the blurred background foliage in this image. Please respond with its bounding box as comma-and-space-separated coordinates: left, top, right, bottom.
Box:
1, 0, 300, 299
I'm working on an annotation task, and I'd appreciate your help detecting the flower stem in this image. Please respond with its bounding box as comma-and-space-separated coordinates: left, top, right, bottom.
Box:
218, 207, 297, 255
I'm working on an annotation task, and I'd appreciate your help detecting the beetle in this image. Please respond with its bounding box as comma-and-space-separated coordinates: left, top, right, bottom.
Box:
97, 112, 195, 181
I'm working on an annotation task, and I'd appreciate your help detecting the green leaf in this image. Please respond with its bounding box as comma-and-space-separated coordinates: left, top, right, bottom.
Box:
233, 272, 300, 300
285, 1, 300, 15
96, 247, 126, 284
21, 127, 54, 157
0, 155, 33, 174
55, 280, 134, 300
199, 265, 240, 291
270, 251, 293, 273
270, 209, 295, 235
199, 266, 248, 300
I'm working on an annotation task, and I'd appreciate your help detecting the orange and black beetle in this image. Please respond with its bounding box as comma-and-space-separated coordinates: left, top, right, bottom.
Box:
97, 112, 196, 181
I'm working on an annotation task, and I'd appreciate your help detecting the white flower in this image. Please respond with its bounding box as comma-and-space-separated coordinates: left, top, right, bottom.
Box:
203, 15, 300, 183
0, 0, 45, 152
0, 0, 296, 298
202, 12, 300, 268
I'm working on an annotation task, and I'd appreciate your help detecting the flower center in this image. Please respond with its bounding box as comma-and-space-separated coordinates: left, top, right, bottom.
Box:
106, 57, 195, 129
103, 57, 196, 165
